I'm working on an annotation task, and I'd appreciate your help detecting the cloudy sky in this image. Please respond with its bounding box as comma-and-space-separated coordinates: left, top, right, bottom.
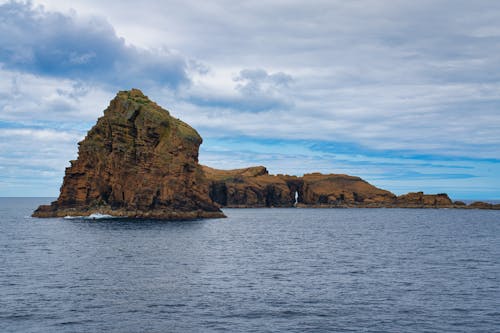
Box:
1, 0, 499, 199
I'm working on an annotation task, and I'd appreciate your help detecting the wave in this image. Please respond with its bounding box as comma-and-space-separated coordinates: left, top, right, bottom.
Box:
64, 213, 122, 220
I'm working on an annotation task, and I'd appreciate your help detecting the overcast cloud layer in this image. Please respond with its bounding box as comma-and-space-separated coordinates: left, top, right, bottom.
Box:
1, 0, 499, 199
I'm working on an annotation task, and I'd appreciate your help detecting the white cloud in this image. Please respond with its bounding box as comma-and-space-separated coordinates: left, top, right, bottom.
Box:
0, 128, 82, 142
0, 126, 83, 196
3, 0, 499, 159
0, 1, 189, 88
1, 0, 500, 197
0, 67, 113, 122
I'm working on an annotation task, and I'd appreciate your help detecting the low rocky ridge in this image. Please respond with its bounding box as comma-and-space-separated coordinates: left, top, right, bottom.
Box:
203, 165, 299, 207
204, 166, 499, 209
33, 89, 224, 219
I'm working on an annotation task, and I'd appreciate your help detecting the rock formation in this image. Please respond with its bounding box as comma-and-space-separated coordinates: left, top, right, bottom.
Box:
394, 192, 453, 208
299, 173, 396, 207
33, 89, 498, 218
33, 89, 225, 219
203, 165, 300, 207
204, 166, 400, 208
204, 166, 496, 209
467, 201, 500, 210
203, 166, 404, 208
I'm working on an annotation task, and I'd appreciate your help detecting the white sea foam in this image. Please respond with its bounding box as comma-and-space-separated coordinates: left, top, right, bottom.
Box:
64, 213, 120, 220
86, 213, 115, 219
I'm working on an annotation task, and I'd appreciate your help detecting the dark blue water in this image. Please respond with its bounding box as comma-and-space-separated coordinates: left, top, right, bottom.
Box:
1, 198, 499, 332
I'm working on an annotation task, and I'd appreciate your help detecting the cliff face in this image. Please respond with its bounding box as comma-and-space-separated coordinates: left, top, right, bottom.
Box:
299, 173, 396, 207
34, 89, 224, 219
203, 166, 470, 208
203, 166, 299, 207
203, 166, 396, 208
395, 192, 453, 208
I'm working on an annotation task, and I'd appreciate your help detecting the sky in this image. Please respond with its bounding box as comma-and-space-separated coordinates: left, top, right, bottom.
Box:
1, 0, 499, 199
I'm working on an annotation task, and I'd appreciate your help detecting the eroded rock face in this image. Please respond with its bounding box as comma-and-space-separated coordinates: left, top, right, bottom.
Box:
468, 201, 500, 210
33, 89, 224, 219
395, 192, 453, 208
299, 173, 396, 207
204, 166, 397, 208
203, 166, 298, 207
203, 166, 480, 209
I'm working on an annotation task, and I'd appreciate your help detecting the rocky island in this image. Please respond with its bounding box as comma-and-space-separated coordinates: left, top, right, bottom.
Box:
33, 89, 224, 219
33, 89, 499, 218
203, 165, 498, 209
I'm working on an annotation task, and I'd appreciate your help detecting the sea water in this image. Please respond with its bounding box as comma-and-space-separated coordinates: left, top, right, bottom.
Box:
1, 198, 499, 332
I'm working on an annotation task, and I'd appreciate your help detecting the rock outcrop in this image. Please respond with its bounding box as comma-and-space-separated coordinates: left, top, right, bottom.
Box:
299, 173, 396, 207
203, 166, 494, 209
394, 192, 453, 208
33, 89, 225, 219
33, 89, 497, 217
203, 165, 300, 207
204, 167, 400, 208
467, 201, 500, 210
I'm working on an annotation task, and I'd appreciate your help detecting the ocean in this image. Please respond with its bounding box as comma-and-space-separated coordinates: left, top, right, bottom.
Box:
1, 198, 499, 332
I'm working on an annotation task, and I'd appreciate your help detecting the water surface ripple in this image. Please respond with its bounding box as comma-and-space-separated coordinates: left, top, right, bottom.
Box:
1, 198, 499, 332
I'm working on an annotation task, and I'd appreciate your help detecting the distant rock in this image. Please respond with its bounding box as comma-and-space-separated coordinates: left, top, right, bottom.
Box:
299, 173, 396, 207
395, 192, 453, 208
33, 89, 224, 219
204, 167, 500, 210
203, 166, 462, 208
467, 201, 500, 210
203, 165, 298, 207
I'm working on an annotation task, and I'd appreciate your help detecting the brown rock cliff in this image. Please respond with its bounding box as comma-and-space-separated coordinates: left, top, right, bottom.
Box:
32, 89, 496, 216
33, 89, 224, 219
204, 166, 398, 208
299, 173, 396, 207
203, 166, 487, 209
394, 192, 453, 208
203, 165, 299, 207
